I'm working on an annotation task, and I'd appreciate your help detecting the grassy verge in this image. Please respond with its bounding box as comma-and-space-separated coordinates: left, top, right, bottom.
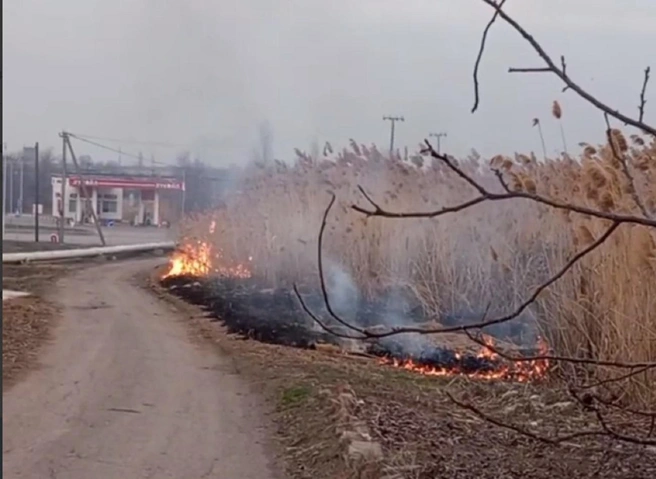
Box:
146, 270, 655, 479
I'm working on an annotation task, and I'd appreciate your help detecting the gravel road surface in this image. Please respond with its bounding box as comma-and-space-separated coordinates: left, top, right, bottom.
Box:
2, 259, 277, 479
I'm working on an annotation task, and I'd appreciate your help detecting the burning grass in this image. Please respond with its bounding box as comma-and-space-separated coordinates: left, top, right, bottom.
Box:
160, 267, 552, 384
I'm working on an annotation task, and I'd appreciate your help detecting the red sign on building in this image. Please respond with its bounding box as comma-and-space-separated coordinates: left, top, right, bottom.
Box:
68, 176, 185, 191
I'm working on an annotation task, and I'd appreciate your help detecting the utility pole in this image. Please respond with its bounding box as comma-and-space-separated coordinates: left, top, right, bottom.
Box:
429, 132, 448, 154
2, 143, 7, 238
19, 149, 25, 215
60, 132, 67, 243
383, 115, 404, 157
34, 142, 39, 242
63, 132, 106, 245
8, 156, 13, 214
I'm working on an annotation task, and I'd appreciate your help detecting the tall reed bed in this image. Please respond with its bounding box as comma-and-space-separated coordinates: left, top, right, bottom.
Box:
180, 137, 656, 405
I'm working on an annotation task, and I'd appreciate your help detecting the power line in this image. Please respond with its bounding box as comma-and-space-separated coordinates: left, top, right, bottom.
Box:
69, 133, 192, 149
71, 132, 236, 150
67, 134, 175, 166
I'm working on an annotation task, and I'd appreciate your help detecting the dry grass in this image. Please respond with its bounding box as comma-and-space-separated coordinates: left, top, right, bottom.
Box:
178, 136, 656, 406
2, 264, 71, 388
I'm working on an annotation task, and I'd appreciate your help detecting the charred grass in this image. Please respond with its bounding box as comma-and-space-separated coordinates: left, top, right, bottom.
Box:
147, 269, 656, 479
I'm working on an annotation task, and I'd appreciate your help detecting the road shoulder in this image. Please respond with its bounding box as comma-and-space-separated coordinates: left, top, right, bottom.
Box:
3, 259, 280, 479
2, 263, 72, 389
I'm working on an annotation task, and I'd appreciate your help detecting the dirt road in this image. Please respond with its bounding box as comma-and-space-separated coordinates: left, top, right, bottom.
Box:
2, 259, 278, 479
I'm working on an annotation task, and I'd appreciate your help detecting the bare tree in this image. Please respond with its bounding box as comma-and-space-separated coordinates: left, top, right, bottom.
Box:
295, 0, 655, 448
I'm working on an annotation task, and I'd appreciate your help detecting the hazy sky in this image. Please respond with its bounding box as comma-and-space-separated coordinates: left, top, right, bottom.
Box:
3, 0, 655, 166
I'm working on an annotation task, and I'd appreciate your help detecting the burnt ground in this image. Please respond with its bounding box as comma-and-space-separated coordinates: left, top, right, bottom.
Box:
149, 272, 656, 479
2, 263, 79, 387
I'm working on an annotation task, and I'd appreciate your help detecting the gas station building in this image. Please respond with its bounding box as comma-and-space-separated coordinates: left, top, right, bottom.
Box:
51, 174, 185, 226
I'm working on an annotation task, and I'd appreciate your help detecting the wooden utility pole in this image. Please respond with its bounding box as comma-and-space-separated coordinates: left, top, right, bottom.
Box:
34, 142, 39, 242
59, 133, 67, 242
383, 115, 404, 157
2, 143, 7, 238
19, 149, 25, 214
63, 132, 106, 245
429, 132, 447, 154
8, 157, 13, 214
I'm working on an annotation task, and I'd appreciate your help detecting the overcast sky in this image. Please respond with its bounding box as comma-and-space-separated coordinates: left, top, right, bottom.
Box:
3, 0, 655, 166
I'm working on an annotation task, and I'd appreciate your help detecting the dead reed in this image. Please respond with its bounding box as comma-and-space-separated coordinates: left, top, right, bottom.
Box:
180, 137, 656, 406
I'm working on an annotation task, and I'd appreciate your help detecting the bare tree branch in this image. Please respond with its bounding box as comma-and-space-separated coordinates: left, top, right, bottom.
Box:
639, 66, 651, 123
352, 144, 656, 228
479, 0, 656, 136
508, 67, 551, 73
297, 194, 650, 354
577, 366, 655, 391
471, 0, 507, 113
463, 330, 656, 370
294, 282, 366, 340
590, 394, 656, 420
445, 392, 612, 446
292, 0, 656, 454
448, 390, 656, 448
313, 193, 367, 335
568, 389, 656, 445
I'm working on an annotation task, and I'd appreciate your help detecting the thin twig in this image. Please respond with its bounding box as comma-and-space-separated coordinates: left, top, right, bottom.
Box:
464, 330, 656, 370
592, 410, 656, 446
591, 394, 656, 420
639, 66, 651, 123
508, 67, 551, 73
479, 0, 656, 136
577, 366, 654, 390
314, 193, 366, 334
446, 392, 608, 445
471, 0, 507, 113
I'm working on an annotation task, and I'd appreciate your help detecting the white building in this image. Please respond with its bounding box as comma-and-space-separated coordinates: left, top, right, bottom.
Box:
51, 174, 184, 226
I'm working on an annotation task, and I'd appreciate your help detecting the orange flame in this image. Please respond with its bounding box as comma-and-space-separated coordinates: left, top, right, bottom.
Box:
380, 336, 550, 382
163, 240, 252, 279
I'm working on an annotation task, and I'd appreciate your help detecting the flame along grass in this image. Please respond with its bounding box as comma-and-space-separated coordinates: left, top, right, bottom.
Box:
164, 242, 550, 382
163, 241, 252, 280
380, 337, 550, 382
